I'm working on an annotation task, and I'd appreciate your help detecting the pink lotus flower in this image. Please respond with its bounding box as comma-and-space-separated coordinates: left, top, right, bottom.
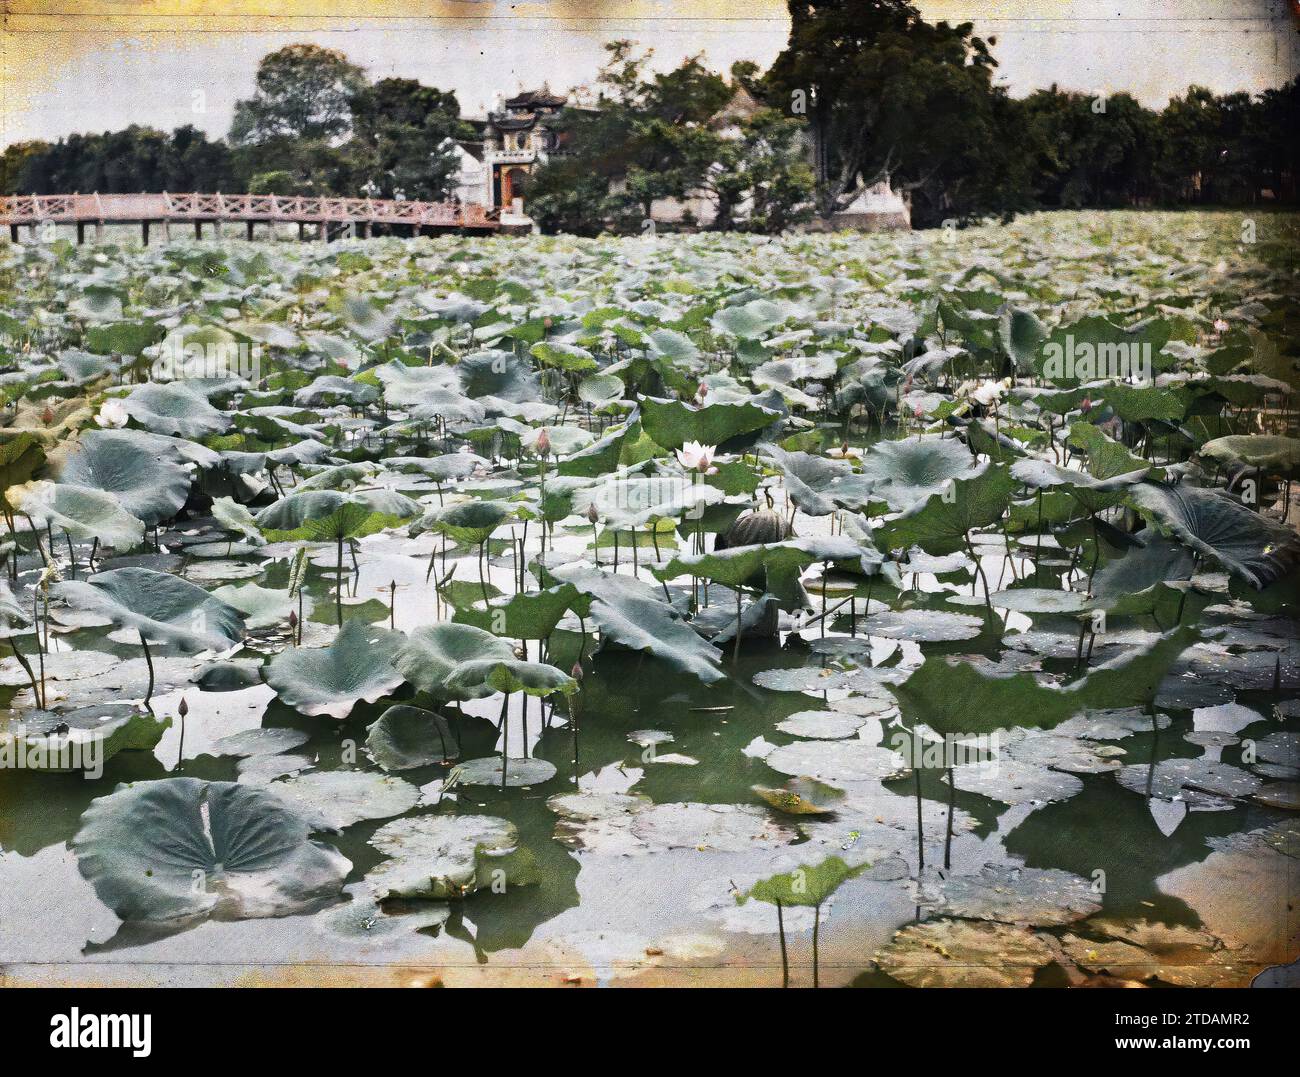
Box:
535, 428, 551, 457
676, 441, 718, 475
1080, 396, 1093, 414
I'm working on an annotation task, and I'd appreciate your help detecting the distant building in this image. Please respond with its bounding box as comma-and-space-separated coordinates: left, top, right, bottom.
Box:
455, 83, 910, 233
457, 87, 573, 231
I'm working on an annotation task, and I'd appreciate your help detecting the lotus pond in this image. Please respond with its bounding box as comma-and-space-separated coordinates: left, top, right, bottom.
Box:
0, 211, 1297, 988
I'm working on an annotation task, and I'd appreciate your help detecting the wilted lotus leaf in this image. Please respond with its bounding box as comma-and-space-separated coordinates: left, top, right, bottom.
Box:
918, 863, 1101, 926
751, 777, 847, 815
874, 918, 1055, 988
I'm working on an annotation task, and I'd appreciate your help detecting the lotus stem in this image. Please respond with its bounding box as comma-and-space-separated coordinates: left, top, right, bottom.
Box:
914, 755, 925, 872
733, 587, 743, 663
812, 902, 821, 988
945, 766, 955, 870
499, 690, 511, 791
775, 899, 789, 989
7, 636, 42, 709
139, 630, 155, 707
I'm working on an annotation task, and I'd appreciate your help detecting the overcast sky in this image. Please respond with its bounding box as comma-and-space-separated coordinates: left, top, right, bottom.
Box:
2, 0, 1297, 148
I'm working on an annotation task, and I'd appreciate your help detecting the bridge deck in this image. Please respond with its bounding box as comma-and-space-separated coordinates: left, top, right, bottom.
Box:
0, 192, 499, 232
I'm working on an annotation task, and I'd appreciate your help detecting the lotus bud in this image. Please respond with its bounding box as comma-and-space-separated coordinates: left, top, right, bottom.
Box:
178, 697, 189, 718
535, 428, 551, 457
40, 405, 54, 425
570, 661, 584, 681
586, 503, 599, 524
288, 610, 299, 629
543, 317, 553, 329
1080, 396, 1093, 414
913, 405, 924, 420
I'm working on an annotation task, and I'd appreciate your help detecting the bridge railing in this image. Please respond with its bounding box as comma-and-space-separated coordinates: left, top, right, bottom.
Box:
0, 192, 500, 229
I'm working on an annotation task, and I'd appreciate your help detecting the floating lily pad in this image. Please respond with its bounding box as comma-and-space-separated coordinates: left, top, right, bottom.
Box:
765, 739, 908, 783
72, 777, 350, 923
918, 863, 1101, 926
451, 756, 557, 788
366, 813, 530, 900
270, 770, 420, 830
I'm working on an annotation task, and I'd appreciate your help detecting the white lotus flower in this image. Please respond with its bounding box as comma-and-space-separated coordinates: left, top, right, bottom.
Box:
95, 398, 129, 428
971, 379, 1009, 408
675, 441, 718, 475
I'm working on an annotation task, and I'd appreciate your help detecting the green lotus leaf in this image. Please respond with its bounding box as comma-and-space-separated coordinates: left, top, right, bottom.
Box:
409, 499, 512, 545
578, 474, 724, 529
366, 705, 458, 771
762, 444, 874, 516
7, 480, 145, 550
257, 489, 420, 538
263, 620, 405, 718
444, 657, 576, 698
857, 436, 980, 512
72, 777, 350, 923
210, 582, 312, 629
1199, 435, 1300, 477
456, 350, 541, 403
0, 703, 170, 772
52, 429, 192, 526
393, 622, 516, 700
1127, 482, 1300, 590
530, 340, 598, 373
874, 463, 1017, 555
639, 396, 780, 451
122, 382, 230, 438
210, 496, 266, 544
889, 625, 1200, 737
737, 855, 870, 908
547, 563, 725, 683
452, 582, 588, 640
56, 567, 244, 650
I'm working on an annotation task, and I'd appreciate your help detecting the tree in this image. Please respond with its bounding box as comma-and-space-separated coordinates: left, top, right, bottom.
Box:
528, 42, 810, 235
765, 0, 1033, 225
230, 44, 366, 145
347, 78, 468, 200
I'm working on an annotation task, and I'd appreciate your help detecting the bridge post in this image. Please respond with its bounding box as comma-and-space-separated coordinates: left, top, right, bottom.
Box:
96, 220, 104, 243
246, 221, 254, 241
318, 222, 327, 243
8, 225, 17, 243
194, 221, 202, 239
162, 219, 171, 243
141, 220, 150, 246
298, 221, 306, 241
213, 219, 223, 239
357, 221, 369, 239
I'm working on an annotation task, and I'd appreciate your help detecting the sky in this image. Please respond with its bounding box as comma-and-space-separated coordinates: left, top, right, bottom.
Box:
1, 0, 1297, 148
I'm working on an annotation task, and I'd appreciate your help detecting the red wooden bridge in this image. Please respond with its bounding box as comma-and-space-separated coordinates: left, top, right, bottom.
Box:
0, 192, 500, 243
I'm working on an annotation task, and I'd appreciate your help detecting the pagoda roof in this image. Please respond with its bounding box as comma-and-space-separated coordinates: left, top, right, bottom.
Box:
505, 88, 567, 110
